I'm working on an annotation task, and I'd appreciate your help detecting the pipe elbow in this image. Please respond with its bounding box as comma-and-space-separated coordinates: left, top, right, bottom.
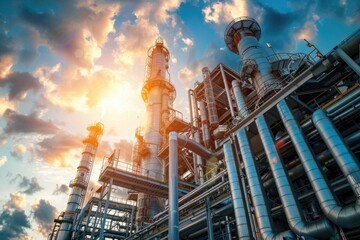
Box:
335, 202, 360, 228
290, 218, 334, 239
312, 109, 328, 125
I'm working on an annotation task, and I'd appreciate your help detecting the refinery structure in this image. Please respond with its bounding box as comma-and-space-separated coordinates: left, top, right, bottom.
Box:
50, 16, 360, 240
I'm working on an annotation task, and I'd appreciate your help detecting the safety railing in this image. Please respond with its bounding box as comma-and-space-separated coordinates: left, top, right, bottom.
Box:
101, 156, 166, 182
91, 192, 136, 206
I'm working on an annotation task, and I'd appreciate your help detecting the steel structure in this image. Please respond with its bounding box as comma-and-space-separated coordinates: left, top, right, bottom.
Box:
50, 16, 360, 240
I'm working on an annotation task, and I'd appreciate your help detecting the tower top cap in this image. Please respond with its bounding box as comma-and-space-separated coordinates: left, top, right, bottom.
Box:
156, 37, 164, 46
224, 16, 261, 54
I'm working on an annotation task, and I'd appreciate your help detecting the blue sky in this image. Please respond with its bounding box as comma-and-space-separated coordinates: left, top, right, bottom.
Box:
0, 0, 359, 239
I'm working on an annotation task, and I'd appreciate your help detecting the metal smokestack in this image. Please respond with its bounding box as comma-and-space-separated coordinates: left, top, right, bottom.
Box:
56, 122, 104, 240
137, 37, 176, 227
225, 17, 281, 101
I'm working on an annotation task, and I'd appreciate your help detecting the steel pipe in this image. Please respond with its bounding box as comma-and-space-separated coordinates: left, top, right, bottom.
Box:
256, 115, 334, 239
223, 141, 251, 239
335, 47, 360, 76
199, 100, 211, 148
236, 128, 295, 240
169, 132, 179, 240
220, 64, 235, 117
312, 110, 360, 227
232, 80, 248, 119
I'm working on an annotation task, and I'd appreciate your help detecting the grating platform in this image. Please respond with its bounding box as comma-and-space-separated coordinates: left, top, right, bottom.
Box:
99, 164, 194, 199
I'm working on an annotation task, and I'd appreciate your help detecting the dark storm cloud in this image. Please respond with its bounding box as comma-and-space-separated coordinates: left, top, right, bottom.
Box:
31, 199, 58, 237
0, 72, 42, 101
0, 209, 31, 240
52, 184, 69, 195
2, 109, 59, 135
11, 174, 43, 195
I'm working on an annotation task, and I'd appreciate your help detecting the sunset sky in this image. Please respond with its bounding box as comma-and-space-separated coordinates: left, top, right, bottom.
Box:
0, 0, 359, 239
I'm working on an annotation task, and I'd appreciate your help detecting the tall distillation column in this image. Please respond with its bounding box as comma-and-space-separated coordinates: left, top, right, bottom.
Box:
56, 122, 104, 240
224, 17, 281, 102
137, 38, 176, 227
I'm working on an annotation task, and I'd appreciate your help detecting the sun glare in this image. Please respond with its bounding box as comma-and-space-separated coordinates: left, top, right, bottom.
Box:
99, 81, 137, 119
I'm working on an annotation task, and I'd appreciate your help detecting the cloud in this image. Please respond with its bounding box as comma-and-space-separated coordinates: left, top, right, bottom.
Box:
18, 1, 120, 68
0, 209, 31, 240
52, 184, 69, 195
35, 64, 133, 111
10, 144, 27, 160
0, 156, 7, 168
115, 140, 133, 163
31, 199, 58, 238
11, 174, 43, 195
178, 67, 196, 84
36, 132, 83, 166
113, 18, 160, 70
2, 109, 59, 135
3, 192, 26, 210
181, 37, 194, 47
202, 0, 248, 24
0, 72, 42, 101
0, 17, 17, 78
296, 21, 318, 40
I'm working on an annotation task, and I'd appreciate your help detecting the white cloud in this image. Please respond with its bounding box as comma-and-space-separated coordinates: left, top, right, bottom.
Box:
202, 0, 248, 24
171, 56, 177, 63
181, 47, 188, 52
296, 21, 318, 40
178, 67, 195, 84
181, 37, 194, 47
0, 156, 8, 167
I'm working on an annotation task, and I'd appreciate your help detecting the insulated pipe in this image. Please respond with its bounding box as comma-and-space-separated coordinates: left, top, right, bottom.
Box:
236, 129, 295, 240
177, 134, 223, 161
335, 47, 360, 76
232, 80, 248, 119
199, 100, 211, 148
279, 100, 360, 228
223, 141, 251, 239
169, 132, 179, 240
312, 110, 360, 197
220, 64, 235, 117
256, 115, 334, 239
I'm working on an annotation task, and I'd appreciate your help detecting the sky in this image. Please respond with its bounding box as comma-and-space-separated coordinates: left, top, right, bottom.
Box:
0, 0, 359, 239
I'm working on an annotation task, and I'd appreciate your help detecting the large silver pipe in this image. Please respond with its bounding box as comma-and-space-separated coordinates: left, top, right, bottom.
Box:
168, 132, 179, 240
232, 80, 248, 119
256, 115, 334, 239
220, 64, 235, 117
263, 130, 360, 190
312, 110, 360, 197
177, 134, 222, 161
223, 141, 251, 239
335, 47, 360, 76
199, 100, 211, 148
236, 128, 295, 240
279, 100, 360, 228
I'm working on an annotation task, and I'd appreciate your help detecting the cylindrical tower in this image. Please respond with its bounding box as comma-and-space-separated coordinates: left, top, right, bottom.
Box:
137, 38, 176, 227
202, 67, 219, 128
224, 17, 281, 101
56, 122, 104, 240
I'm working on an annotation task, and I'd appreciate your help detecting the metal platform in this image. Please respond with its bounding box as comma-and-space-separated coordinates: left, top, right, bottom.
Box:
99, 161, 195, 199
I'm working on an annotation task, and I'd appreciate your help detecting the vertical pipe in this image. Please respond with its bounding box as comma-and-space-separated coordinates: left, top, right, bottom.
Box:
99, 178, 113, 239
206, 197, 215, 240
335, 48, 360, 76
256, 115, 334, 238
223, 141, 251, 239
169, 132, 179, 240
225, 216, 232, 240
199, 101, 211, 148
232, 80, 248, 119
220, 64, 235, 117
312, 109, 360, 197
188, 90, 198, 184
